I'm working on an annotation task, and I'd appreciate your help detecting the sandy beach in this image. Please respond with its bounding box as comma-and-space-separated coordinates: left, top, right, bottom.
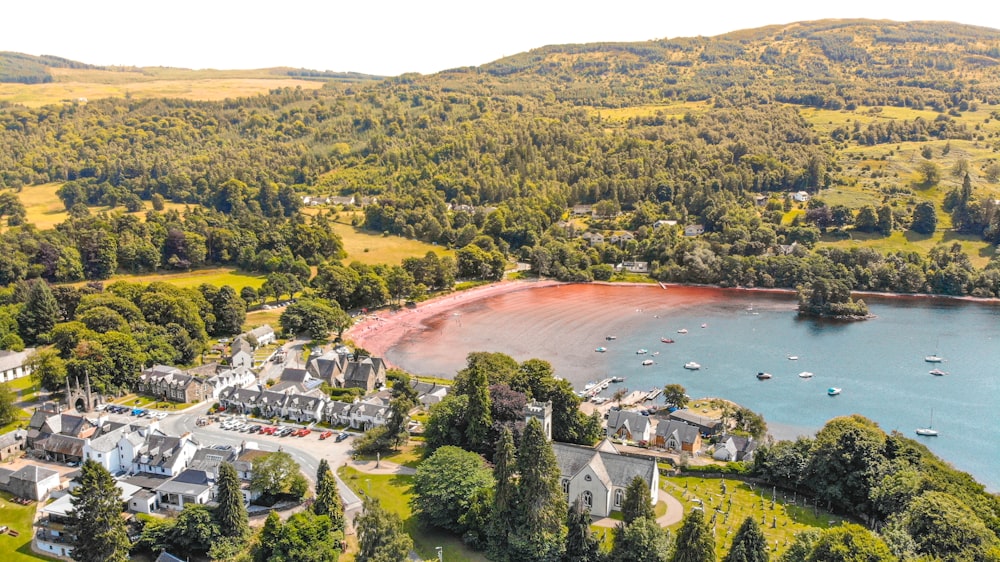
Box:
346, 278, 564, 365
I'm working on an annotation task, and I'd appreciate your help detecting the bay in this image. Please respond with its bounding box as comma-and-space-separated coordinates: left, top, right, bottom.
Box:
386, 284, 1000, 492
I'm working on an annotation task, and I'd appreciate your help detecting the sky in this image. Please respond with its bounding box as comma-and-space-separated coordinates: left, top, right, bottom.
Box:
4, 0, 999, 77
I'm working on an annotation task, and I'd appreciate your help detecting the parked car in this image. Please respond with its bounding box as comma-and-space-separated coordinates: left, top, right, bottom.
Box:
319, 431, 334, 440
335, 431, 350, 442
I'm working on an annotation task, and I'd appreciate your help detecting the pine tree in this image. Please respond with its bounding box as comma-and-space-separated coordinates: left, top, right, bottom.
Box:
565, 497, 602, 562
68, 460, 131, 562
509, 417, 567, 562
464, 365, 493, 454
356, 496, 413, 562
313, 458, 345, 532
17, 279, 60, 344
622, 475, 655, 525
255, 511, 283, 562
488, 426, 517, 561
724, 516, 768, 562
215, 462, 249, 541
672, 508, 716, 562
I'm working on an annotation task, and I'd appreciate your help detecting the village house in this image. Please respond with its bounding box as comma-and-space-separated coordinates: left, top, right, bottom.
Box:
139, 365, 214, 403
606, 409, 652, 443
241, 324, 276, 347
26, 405, 98, 464
301, 195, 331, 206
551, 439, 659, 518
155, 468, 214, 510
0, 463, 61, 500
0, 347, 35, 383
0, 428, 26, 461
615, 261, 649, 274
608, 232, 635, 245
667, 409, 724, 437
653, 219, 677, 229
342, 356, 387, 392
654, 420, 702, 453
132, 433, 198, 477
572, 204, 593, 216
410, 379, 449, 407
582, 232, 605, 246
712, 434, 758, 462
229, 338, 254, 369
683, 224, 705, 236
791, 190, 811, 203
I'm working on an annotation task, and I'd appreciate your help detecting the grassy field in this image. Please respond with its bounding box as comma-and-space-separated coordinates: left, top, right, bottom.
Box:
662, 475, 847, 559
818, 230, 996, 268
243, 308, 285, 333
9, 182, 192, 231
328, 218, 451, 266
0, 65, 328, 107
89, 267, 268, 291
338, 466, 489, 562
0, 491, 60, 562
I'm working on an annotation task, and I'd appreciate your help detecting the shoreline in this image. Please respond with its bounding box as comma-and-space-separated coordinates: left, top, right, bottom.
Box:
348, 278, 1000, 369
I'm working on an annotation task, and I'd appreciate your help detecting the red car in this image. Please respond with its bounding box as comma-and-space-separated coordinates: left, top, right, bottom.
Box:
319, 431, 334, 440
296, 428, 311, 437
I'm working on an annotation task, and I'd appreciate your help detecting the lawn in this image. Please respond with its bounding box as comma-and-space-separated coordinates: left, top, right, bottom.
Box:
817, 230, 996, 268
338, 466, 489, 562
9, 182, 191, 231
662, 476, 847, 559
329, 219, 451, 266
353, 442, 426, 469
243, 308, 285, 333
0, 491, 60, 562
85, 267, 268, 291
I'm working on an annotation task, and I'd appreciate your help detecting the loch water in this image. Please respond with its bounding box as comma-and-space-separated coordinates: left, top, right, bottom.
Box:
386, 284, 1000, 491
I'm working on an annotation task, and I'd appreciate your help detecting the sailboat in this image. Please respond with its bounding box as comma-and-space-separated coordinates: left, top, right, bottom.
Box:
916, 410, 939, 436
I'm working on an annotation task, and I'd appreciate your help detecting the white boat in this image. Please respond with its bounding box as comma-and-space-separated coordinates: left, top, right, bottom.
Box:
595, 347, 607, 353
929, 368, 948, 376
787, 355, 799, 360
606, 335, 617, 341
683, 362, 701, 370
916, 410, 939, 436
798, 371, 814, 379
701, 323, 708, 328
827, 387, 841, 396
756, 372, 772, 380
642, 359, 654, 366
610, 376, 625, 383
925, 354, 943, 363
677, 328, 688, 334
636, 348, 648, 355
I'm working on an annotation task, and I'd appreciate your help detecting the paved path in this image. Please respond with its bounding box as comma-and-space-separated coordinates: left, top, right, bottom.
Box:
591, 489, 684, 528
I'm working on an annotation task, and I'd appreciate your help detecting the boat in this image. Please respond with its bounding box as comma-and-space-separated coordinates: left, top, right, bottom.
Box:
642, 359, 654, 366
610, 376, 625, 383
929, 368, 948, 376
584, 382, 597, 391
595, 346, 607, 353
683, 362, 701, 370
756, 372, 773, 380
661, 337, 675, 343
798, 371, 814, 379
925, 354, 944, 363
652, 351, 660, 356
701, 323, 708, 328
827, 387, 842, 396
916, 410, 939, 436
636, 348, 648, 355
606, 335, 617, 341
677, 328, 688, 334
787, 355, 799, 361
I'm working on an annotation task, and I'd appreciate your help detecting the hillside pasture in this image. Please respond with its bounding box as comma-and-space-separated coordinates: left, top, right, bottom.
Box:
329, 218, 452, 265
90, 267, 268, 291
11, 182, 191, 230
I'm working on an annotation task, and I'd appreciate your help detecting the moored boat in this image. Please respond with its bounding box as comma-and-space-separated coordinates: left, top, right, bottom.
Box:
787, 355, 799, 360
929, 368, 948, 376
925, 354, 943, 363
610, 376, 625, 383
756, 372, 772, 380
916, 410, 939, 436
636, 348, 648, 355
798, 371, 814, 379
661, 337, 675, 343
683, 362, 701, 370
642, 359, 654, 366
677, 328, 688, 334
827, 387, 841, 396
595, 346, 607, 353
606, 335, 617, 341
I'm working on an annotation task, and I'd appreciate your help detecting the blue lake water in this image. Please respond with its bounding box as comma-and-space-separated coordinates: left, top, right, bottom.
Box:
387, 284, 1000, 491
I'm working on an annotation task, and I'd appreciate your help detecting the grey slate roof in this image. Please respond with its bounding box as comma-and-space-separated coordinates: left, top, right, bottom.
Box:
0, 429, 26, 449
655, 420, 701, 445
551, 441, 657, 490
11, 464, 59, 483
156, 552, 186, 562
668, 409, 723, 432
0, 348, 34, 372
607, 410, 651, 436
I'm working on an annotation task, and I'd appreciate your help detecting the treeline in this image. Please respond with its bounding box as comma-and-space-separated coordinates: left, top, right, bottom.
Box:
753, 414, 1000, 561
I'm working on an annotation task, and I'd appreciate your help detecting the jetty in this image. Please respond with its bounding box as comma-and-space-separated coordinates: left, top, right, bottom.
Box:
643, 387, 662, 402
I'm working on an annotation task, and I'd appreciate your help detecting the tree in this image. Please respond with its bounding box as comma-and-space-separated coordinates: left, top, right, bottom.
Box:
917, 161, 941, 186
876, 204, 894, 235
611, 516, 674, 562
489, 426, 518, 561
68, 460, 131, 562
565, 497, 603, 562
251, 451, 307, 500
263, 511, 343, 562
0, 383, 17, 427
464, 362, 493, 455
413, 445, 495, 534
509, 417, 567, 562
804, 415, 887, 518
312, 459, 345, 533
280, 298, 348, 340
854, 205, 878, 233
17, 279, 60, 344
903, 491, 999, 561
662, 384, 688, 410
26, 347, 67, 391
805, 524, 895, 562
215, 462, 249, 541
356, 496, 413, 562
622, 475, 655, 525
672, 508, 715, 562
724, 517, 768, 562
910, 202, 937, 235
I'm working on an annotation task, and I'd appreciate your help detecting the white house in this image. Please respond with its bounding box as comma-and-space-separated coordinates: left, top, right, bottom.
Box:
791, 191, 811, 203
132, 433, 198, 477
683, 224, 705, 236
244, 325, 276, 347
0, 463, 61, 500
229, 338, 254, 369
551, 440, 658, 518
615, 261, 649, 274
155, 468, 214, 510
712, 435, 758, 462
0, 348, 35, 383
206, 365, 256, 399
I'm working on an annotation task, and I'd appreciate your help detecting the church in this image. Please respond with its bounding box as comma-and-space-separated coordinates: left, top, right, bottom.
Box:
526, 401, 659, 518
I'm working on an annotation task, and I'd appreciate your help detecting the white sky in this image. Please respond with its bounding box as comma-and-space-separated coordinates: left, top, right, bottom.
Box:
3, 0, 998, 76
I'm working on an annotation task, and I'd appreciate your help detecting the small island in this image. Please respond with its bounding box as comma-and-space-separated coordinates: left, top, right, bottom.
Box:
797, 278, 871, 320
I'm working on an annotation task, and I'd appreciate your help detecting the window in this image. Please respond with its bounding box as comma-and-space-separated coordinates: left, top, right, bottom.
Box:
614, 489, 624, 507
562, 479, 569, 494
584, 474, 592, 482
582, 491, 592, 509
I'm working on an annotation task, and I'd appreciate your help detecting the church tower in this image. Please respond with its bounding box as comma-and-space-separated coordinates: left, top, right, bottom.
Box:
524, 400, 553, 441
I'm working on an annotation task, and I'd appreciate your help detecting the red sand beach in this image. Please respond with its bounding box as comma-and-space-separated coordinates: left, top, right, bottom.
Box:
347, 281, 735, 378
